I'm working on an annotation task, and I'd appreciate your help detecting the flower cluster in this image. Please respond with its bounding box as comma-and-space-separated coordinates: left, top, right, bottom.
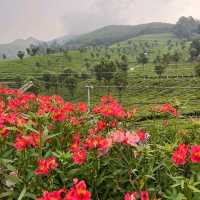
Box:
172, 144, 200, 165
37, 95, 87, 123
35, 157, 58, 175
37, 179, 91, 200
109, 129, 149, 147
93, 95, 126, 119
158, 103, 177, 116
14, 132, 42, 151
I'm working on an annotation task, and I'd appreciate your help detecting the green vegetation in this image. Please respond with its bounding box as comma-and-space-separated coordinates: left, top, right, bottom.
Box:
0, 32, 200, 117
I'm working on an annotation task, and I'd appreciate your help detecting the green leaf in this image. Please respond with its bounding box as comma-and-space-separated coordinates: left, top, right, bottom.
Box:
47, 132, 62, 139
24, 193, 36, 199
24, 124, 39, 134
5, 175, 21, 187
0, 192, 13, 199
188, 185, 200, 193
17, 186, 26, 200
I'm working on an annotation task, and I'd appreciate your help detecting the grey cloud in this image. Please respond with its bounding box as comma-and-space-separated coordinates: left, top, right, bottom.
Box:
0, 0, 200, 43
62, 0, 135, 35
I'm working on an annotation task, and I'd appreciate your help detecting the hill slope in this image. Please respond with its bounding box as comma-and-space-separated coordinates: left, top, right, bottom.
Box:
64, 22, 174, 48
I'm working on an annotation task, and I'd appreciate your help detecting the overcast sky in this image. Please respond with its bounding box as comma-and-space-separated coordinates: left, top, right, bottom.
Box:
0, 0, 200, 43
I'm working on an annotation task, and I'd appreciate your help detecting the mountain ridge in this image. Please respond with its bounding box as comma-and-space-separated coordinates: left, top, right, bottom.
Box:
1, 16, 200, 58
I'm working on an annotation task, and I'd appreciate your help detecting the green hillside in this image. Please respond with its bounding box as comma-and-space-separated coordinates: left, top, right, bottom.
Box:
65, 22, 174, 48
0, 33, 199, 119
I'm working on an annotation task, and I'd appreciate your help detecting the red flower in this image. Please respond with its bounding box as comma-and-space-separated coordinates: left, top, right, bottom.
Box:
84, 137, 99, 149
46, 157, 59, 169
84, 136, 111, 155
109, 120, 118, 128
14, 135, 29, 151
14, 132, 43, 151
37, 189, 66, 200
27, 132, 41, 147
51, 108, 66, 122
124, 192, 137, 200
35, 157, 58, 175
78, 102, 88, 113
72, 149, 87, 165
140, 191, 149, 200
0, 127, 9, 138
96, 120, 107, 131
191, 145, 200, 163
124, 191, 149, 200
172, 144, 189, 166
66, 179, 91, 200
5, 112, 17, 124
92, 96, 126, 119
70, 133, 81, 152
159, 103, 177, 117
136, 129, 146, 142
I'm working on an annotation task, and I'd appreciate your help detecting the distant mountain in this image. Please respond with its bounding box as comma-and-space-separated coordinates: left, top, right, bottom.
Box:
0, 37, 41, 59
48, 35, 78, 45
63, 22, 175, 48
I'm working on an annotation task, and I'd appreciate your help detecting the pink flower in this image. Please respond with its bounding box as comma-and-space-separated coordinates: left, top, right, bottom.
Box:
110, 130, 126, 143
125, 132, 140, 146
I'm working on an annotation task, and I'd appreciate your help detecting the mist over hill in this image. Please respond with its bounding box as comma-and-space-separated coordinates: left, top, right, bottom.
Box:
63, 22, 174, 48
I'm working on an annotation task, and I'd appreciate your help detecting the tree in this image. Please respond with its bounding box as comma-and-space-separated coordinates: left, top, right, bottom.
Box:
161, 53, 171, 66
194, 63, 200, 77
171, 52, 180, 65
190, 39, 200, 61
94, 59, 116, 92
31, 45, 39, 56
116, 59, 128, 72
64, 74, 78, 97
121, 55, 128, 63
174, 16, 200, 39
154, 64, 166, 78
2, 54, 6, 59
42, 71, 52, 91
17, 51, 25, 60
26, 48, 31, 55
101, 60, 116, 84
137, 52, 148, 70
113, 71, 128, 102
153, 55, 161, 64
94, 62, 104, 82
26, 45, 39, 56
58, 68, 78, 98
